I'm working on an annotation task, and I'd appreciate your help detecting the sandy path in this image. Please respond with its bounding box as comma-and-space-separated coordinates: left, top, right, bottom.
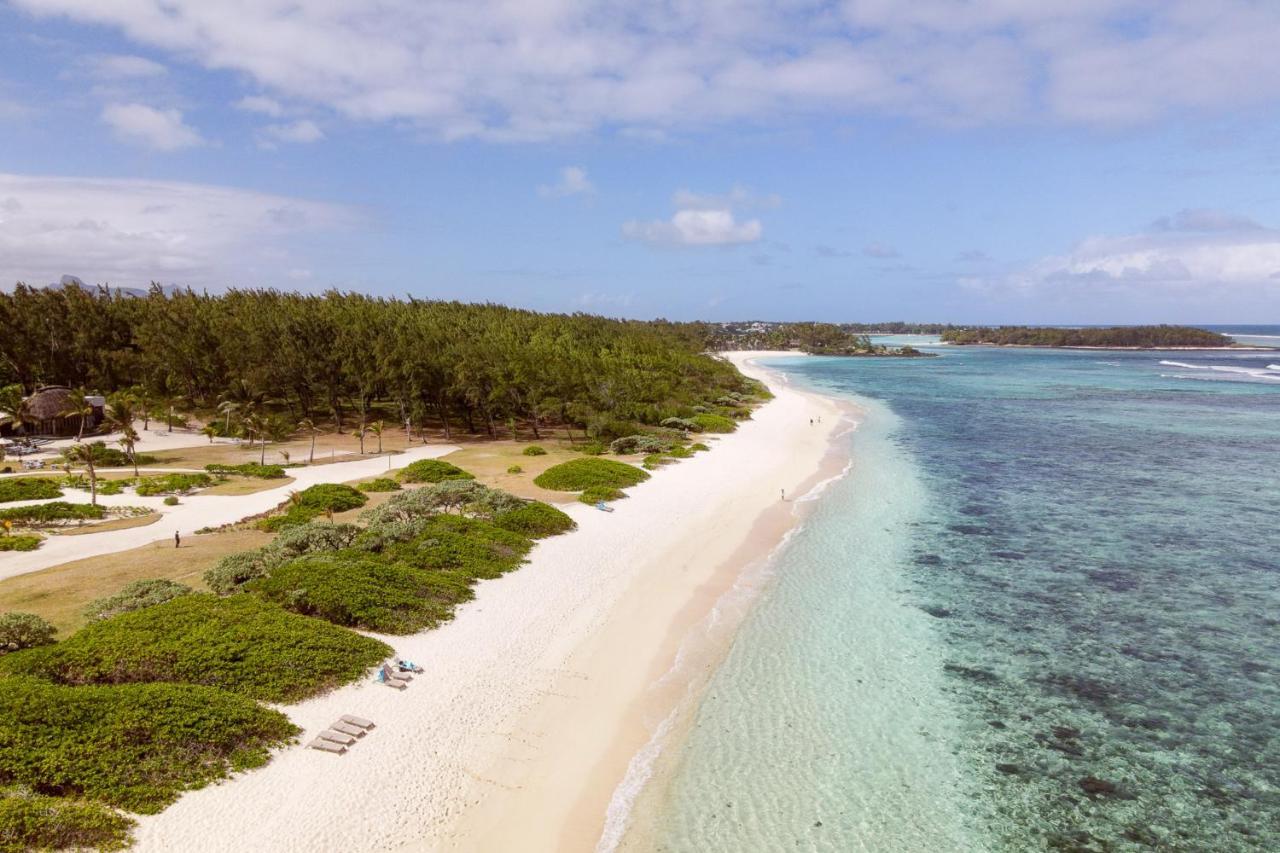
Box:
129, 351, 845, 853
0, 445, 457, 581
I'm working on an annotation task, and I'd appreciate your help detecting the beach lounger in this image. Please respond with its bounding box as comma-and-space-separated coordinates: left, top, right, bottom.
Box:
377, 669, 408, 689
595, 501, 614, 512
380, 664, 412, 683
340, 715, 375, 730
395, 659, 424, 673
307, 738, 347, 755
331, 721, 366, 738
318, 730, 357, 746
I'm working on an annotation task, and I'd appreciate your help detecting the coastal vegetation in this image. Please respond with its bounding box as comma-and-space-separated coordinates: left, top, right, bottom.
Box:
358, 477, 401, 492
0, 613, 56, 653
399, 459, 474, 483
579, 485, 626, 504
0, 788, 135, 852
0, 478, 62, 503
702, 321, 934, 356
82, 579, 194, 623
256, 483, 367, 531
533, 458, 650, 492
0, 502, 106, 526
133, 472, 215, 496
940, 325, 1230, 348
204, 463, 287, 479
0, 536, 41, 552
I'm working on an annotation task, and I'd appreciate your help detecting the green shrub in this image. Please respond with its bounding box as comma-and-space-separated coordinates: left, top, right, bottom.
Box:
521, 445, 547, 456
135, 473, 215, 496
660, 417, 700, 433
641, 453, 674, 470
575, 440, 607, 456
0, 536, 40, 552
205, 524, 362, 594
398, 459, 474, 484
0, 788, 135, 852
163, 495, 179, 506
579, 485, 626, 504
95, 478, 132, 496
204, 463, 287, 479
533, 458, 649, 492
360, 481, 522, 525
667, 445, 694, 458
493, 501, 576, 537
0, 502, 106, 525
506, 464, 523, 474
258, 484, 367, 530
377, 516, 532, 579
1, 594, 390, 703
691, 442, 710, 452
250, 553, 467, 634
585, 415, 641, 441
0, 677, 298, 813
61, 446, 156, 468
358, 477, 401, 493
0, 613, 56, 654
609, 434, 672, 455
691, 413, 737, 433
83, 579, 193, 622
0, 478, 62, 504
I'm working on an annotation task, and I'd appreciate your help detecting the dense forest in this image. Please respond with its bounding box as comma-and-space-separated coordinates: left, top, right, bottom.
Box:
0, 284, 754, 439
702, 321, 930, 355
941, 325, 1230, 348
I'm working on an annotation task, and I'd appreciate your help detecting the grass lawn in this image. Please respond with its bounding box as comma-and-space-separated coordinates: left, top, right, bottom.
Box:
200, 476, 296, 496
53, 512, 162, 536
0, 529, 271, 635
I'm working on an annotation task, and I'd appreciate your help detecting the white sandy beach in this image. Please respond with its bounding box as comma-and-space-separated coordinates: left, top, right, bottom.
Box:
127, 352, 848, 853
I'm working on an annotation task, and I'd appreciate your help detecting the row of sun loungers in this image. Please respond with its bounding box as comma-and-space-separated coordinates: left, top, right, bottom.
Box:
307, 715, 375, 755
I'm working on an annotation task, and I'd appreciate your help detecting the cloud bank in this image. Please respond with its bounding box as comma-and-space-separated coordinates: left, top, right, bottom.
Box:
0, 173, 354, 290
17, 1, 1280, 139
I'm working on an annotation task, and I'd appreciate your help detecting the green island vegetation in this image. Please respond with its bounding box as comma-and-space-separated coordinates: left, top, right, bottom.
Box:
0, 613, 56, 652
0, 536, 41, 552
257, 483, 367, 531
134, 472, 216, 496
534, 458, 650, 492
0, 787, 136, 852
940, 325, 1231, 348
0, 478, 62, 504
205, 463, 287, 479
701, 321, 935, 356
399, 459, 474, 483
579, 485, 626, 504
691, 413, 737, 433
358, 477, 401, 492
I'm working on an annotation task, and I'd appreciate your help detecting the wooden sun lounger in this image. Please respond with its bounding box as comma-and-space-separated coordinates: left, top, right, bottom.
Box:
340, 715, 375, 730
379, 675, 407, 690
331, 721, 366, 738
381, 665, 412, 683
318, 730, 357, 746
307, 738, 347, 755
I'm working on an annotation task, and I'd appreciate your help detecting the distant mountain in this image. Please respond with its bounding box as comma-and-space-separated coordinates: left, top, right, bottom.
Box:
53, 276, 185, 298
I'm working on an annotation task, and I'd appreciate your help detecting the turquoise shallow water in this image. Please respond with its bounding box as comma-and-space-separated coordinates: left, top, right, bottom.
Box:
639, 343, 1280, 852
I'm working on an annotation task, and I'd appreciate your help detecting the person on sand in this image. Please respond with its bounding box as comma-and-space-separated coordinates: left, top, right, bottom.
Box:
781, 488, 785, 501
174, 531, 181, 549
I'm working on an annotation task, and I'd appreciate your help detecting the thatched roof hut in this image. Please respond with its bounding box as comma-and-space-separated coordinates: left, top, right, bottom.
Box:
12, 386, 104, 437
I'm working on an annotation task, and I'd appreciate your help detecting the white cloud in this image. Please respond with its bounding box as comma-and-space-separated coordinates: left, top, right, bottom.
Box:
19, 1, 1280, 138
101, 103, 204, 151
538, 166, 594, 198
623, 209, 762, 247
257, 119, 324, 148
92, 54, 167, 79
235, 95, 284, 116
967, 210, 1280, 304
0, 173, 354, 290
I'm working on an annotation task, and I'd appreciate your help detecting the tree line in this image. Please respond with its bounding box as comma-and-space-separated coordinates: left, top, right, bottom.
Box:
0, 284, 748, 439
940, 325, 1230, 348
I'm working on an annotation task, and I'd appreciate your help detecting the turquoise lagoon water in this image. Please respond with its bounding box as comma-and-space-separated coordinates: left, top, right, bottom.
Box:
635, 342, 1280, 851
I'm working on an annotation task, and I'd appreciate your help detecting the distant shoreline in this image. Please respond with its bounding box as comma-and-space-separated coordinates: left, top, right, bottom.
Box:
947, 343, 1279, 351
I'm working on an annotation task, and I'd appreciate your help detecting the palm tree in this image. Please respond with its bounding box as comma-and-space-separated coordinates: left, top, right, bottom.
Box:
116, 428, 141, 477
217, 400, 240, 435
200, 424, 218, 444
240, 411, 263, 453
159, 394, 184, 433
297, 418, 320, 464
103, 395, 140, 475
63, 442, 109, 505
261, 415, 292, 466
59, 388, 95, 442
370, 420, 385, 454
356, 424, 367, 455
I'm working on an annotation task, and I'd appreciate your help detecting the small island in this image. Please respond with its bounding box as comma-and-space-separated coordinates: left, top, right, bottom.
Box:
940, 325, 1237, 349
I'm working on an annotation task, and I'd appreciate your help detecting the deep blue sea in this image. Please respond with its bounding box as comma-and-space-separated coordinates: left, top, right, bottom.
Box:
629, 334, 1280, 852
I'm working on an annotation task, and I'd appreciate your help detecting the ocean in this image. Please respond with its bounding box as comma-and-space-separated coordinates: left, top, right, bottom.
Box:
623, 332, 1280, 851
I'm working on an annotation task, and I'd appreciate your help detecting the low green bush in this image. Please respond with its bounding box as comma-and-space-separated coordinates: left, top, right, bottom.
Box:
0, 536, 40, 552
376, 515, 532, 579
258, 484, 367, 531
163, 495, 179, 506
1, 594, 390, 703
250, 553, 467, 634
205, 463, 288, 479
660, 417, 700, 432
135, 472, 215, 496
506, 464, 523, 474
0, 502, 105, 525
533, 458, 649, 492
642, 453, 674, 470
83, 579, 193, 622
398, 459, 474, 483
575, 440, 607, 456
609, 434, 672, 455
0, 677, 298, 814
691, 442, 710, 452
358, 477, 401, 493
492, 501, 576, 537
60, 446, 157, 468
95, 478, 132, 496
579, 485, 626, 504
205, 524, 362, 593
521, 445, 547, 456
667, 445, 694, 459
360, 481, 522, 525
0, 788, 135, 852
0, 613, 56, 654
691, 413, 737, 433
0, 478, 61, 504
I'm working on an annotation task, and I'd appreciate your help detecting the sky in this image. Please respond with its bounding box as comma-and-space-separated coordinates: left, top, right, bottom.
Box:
2, 1, 1279, 324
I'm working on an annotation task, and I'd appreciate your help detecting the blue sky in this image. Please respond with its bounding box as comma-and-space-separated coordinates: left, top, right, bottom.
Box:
2, 1, 1279, 323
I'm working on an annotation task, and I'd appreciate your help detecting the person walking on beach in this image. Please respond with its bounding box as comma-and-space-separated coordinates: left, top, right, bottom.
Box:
174, 531, 181, 549
781, 488, 785, 501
